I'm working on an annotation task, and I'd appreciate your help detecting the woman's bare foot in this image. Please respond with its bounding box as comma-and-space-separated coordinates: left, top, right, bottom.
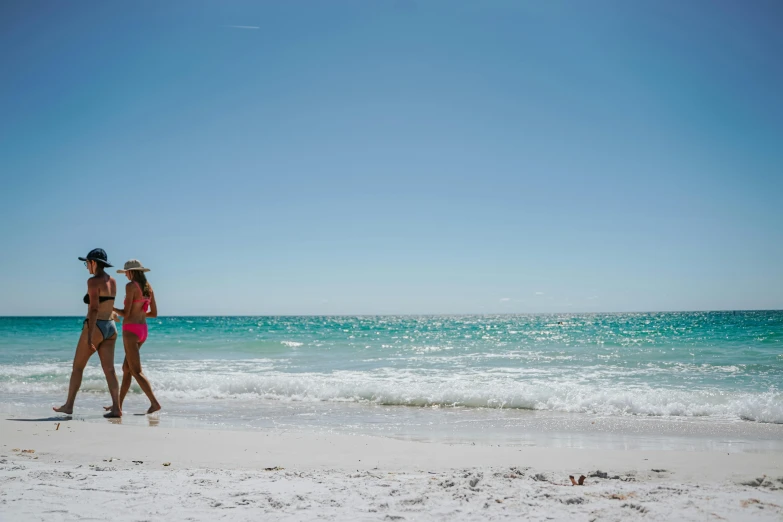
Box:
147, 402, 161, 414
53, 405, 73, 414
103, 408, 122, 418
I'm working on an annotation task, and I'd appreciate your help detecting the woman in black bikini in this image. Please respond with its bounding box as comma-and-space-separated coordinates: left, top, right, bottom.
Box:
54, 249, 122, 418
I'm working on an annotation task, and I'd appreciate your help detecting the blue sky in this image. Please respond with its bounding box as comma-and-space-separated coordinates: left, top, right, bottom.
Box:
1, 1, 781, 315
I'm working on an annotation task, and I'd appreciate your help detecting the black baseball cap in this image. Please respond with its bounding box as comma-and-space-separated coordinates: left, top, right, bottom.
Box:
78, 248, 113, 267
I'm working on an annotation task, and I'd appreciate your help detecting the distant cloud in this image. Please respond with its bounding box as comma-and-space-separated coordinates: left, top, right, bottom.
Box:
587, 295, 599, 300
499, 297, 511, 302
535, 291, 544, 296
224, 25, 260, 30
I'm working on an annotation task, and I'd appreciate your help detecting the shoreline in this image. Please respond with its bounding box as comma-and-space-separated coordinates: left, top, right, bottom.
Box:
2, 416, 782, 521
3, 397, 783, 453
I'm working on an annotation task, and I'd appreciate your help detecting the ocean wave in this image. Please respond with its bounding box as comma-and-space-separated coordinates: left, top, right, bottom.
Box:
1, 361, 781, 423
281, 341, 303, 348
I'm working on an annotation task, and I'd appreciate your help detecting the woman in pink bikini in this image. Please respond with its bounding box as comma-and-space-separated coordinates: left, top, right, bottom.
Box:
112, 259, 161, 414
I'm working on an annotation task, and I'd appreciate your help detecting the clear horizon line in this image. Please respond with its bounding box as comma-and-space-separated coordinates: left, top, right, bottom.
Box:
1, 308, 781, 319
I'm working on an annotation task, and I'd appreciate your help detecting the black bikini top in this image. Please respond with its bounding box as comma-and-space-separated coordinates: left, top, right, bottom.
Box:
83, 294, 115, 304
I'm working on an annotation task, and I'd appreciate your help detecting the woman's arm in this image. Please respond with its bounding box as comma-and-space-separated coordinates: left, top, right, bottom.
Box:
113, 282, 135, 317
146, 288, 158, 318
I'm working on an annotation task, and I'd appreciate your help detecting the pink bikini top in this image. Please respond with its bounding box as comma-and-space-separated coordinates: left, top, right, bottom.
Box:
132, 282, 150, 313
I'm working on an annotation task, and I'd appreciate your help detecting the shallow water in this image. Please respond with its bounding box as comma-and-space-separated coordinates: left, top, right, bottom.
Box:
1, 313, 782, 449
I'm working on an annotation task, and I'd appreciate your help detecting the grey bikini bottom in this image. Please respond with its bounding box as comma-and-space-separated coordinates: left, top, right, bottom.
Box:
83, 319, 118, 340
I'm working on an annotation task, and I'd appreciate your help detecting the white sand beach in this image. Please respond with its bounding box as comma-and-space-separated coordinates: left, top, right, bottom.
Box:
1, 416, 782, 521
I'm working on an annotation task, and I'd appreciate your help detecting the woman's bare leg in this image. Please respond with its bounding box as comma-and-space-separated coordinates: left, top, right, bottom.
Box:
123, 333, 161, 414
53, 325, 96, 414
104, 358, 132, 412
119, 358, 132, 409
97, 335, 121, 417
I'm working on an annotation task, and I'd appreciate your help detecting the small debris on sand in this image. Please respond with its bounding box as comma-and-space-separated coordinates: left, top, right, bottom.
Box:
608, 492, 637, 500
569, 475, 587, 486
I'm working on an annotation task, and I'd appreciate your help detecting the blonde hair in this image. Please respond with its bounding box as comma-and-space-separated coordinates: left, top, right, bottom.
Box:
129, 271, 151, 297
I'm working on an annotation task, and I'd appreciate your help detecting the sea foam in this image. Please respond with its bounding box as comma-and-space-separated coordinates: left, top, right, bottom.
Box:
2, 360, 781, 423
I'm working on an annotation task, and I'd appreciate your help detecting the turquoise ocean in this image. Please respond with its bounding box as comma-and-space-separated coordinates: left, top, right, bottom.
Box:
2, 313, 782, 449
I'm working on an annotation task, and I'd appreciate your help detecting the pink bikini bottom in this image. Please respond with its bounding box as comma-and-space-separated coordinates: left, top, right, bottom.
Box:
122, 323, 148, 343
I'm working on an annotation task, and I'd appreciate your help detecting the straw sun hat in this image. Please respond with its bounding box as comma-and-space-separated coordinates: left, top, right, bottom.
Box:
116, 259, 151, 273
